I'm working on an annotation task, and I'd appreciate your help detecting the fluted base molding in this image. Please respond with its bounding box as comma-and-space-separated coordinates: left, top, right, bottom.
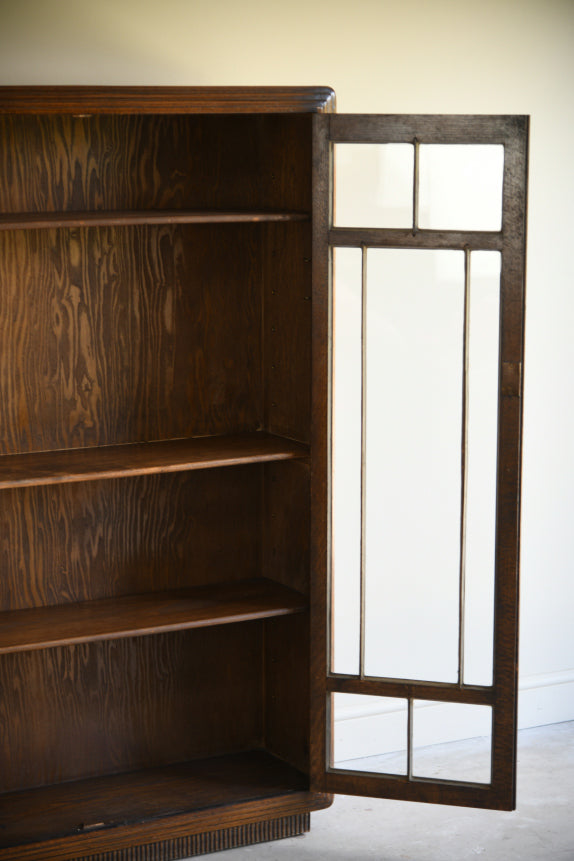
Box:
72, 814, 311, 861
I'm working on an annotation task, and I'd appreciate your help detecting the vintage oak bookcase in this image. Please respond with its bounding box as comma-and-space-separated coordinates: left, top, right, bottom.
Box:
0, 88, 528, 860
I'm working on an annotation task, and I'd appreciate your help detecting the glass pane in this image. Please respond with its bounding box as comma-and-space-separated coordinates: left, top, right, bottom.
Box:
463, 251, 501, 686
334, 144, 413, 228
332, 693, 408, 775
364, 249, 464, 683
331, 248, 362, 675
419, 145, 504, 231
413, 701, 492, 784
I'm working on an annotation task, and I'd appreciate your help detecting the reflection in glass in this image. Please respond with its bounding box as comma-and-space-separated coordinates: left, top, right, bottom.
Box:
332, 693, 408, 774
334, 144, 413, 228
331, 248, 362, 675
463, 251, 501, 686
364, 249, 464, 683
413, 701, 492, 784
419, 145, 504, 231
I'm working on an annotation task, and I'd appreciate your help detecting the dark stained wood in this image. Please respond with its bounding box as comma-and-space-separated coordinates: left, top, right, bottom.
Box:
257, 116, 313, 211
0, 626, 264, 793
0, 86, 336, 115
0, 792, 331, 861
0, 224, 265, 454
0, 467, 261, 612
0, 433, 309, 489
0, 86, 321, 860
0, 114, 315, 214
311, 113, 528, 814
330, 113, 528, 145
257, 118, 312, 442
0, 211, 309, 230
329, 227, 503, 250
0, 86, 527, 858
262, 463, 311, 775
0, 579, 307, 654
324, 770, 504, 810
0, 750, 308, 849
263, 461, 310, 596
327, 675, 494, 706
265, 613, 311, 775
490, 116, 529, 811
309, 113, 332, 793
263, 222, 312, 442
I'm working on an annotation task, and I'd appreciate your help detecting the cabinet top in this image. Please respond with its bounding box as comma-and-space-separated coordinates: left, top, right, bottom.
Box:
0, 86, 336, 114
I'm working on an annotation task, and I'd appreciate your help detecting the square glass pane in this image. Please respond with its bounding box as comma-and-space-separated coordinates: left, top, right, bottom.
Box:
413, 701, 492, 784
332, 693, 408, 775
419, 145, 504, 231
334, 143, 413, 228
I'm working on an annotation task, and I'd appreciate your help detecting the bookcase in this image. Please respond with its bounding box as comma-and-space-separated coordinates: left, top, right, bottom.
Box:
0, 88, 528, 861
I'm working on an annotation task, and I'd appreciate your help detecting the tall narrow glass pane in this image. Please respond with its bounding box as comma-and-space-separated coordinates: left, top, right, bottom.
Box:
331, 248, 362, 675
334, 144, 414, 228
332, 693, 408, 775
463, 251, 501, 686
364, 249, 464, 683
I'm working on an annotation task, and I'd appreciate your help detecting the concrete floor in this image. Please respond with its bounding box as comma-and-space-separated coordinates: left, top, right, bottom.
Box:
214, 721, 574, 860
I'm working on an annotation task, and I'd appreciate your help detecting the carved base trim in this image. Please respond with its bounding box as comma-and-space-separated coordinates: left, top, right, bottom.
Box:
72, 813, 311, 861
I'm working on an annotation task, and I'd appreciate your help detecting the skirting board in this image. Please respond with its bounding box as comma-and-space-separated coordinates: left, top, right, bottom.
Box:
334, 669, 574, 762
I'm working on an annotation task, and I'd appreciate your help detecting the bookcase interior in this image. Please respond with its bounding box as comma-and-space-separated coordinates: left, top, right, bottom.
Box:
0, 110, 316, 852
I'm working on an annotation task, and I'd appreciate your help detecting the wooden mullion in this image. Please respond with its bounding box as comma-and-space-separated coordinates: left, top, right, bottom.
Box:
327, 675, 494, 706
330, 114, 525, 145
329, 227, 503, 251
324, 770, 502, 810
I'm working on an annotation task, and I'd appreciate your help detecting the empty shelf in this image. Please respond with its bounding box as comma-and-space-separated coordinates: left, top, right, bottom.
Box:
0, 750, 312, 849
0, 209, 310, 230
0, 432, 309, 490
0, 578, 307, 654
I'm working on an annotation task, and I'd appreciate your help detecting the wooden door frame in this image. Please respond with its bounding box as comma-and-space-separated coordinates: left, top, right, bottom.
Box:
310, 113, 529, 810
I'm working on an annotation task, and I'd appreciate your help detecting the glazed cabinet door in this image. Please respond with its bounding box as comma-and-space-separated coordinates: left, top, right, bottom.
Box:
310, 114, 528, 810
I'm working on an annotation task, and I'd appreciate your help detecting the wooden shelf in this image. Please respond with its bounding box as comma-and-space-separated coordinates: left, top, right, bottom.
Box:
0, 750, 311, 850
0, 579, 307, 655
0, 209, 310, 230
0, 432, 309, 490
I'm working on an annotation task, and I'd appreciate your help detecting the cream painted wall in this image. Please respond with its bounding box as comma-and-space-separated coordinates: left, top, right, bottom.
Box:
1, 0, 573, 734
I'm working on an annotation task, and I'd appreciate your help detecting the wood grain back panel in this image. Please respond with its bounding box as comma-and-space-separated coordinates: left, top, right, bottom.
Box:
0, 114, 314, 454
0, 466, 260, 612
0, 624, 264, 793
0, 114, 311, 213
0, 224, 262, 453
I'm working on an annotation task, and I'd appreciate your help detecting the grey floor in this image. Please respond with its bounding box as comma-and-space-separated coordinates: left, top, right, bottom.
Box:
205, 721, 573, 860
